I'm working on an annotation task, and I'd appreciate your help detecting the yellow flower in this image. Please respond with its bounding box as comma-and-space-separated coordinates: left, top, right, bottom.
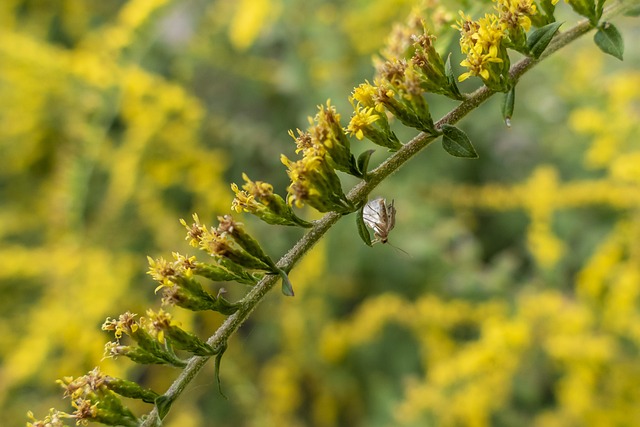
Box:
281, 154, 352, 212
179, 213, 207, 248
455, 11, 510, 90
101, 312, 139, 340
347, 106, 380, 140
230, 183, 256, 213
351, 81, 382, 111
458, 47, 503, 82
495, 0, 537, 32
146, 256, 178, 288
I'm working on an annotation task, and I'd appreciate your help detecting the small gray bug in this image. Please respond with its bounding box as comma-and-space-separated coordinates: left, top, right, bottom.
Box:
362, 197, 396, 244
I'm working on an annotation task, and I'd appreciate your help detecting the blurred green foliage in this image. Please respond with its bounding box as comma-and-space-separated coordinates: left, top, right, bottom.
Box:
2, 0, 640, 426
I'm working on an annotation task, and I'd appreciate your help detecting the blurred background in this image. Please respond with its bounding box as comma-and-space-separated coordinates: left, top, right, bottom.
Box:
1, 0, 640, 426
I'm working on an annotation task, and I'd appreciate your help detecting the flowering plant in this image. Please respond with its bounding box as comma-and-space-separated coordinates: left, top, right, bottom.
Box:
23, 0, 638, 426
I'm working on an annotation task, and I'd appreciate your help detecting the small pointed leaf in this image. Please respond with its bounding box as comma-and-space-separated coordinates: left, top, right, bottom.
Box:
501, 87, 516, 127
445, 53, 464, 100
356, 206, 373, 247
526, 21, 563, 58
441, 125, 478, 159
596, 0, 605, 22
215, 344, 228, 399
277, 268, 295, 296
155, 395, 172, 420
356, 149, 375, 178
594, 23, 624, 60
347, 154, 364, 178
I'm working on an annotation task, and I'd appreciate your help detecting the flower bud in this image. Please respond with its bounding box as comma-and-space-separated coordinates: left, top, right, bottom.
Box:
375, 83, 436, 134
217, 215, 278, 271
181, 214, 274, 271
309, 101, 359, 175
103, 375, 159, 404
282, 154, 354, 213
161, 276, 239, 315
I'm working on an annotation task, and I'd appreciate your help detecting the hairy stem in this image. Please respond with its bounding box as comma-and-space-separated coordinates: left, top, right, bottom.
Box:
140, 2, 635, 425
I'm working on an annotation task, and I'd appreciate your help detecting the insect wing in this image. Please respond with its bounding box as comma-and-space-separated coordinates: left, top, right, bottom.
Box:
363, 198, 395, 243
362, 198, 385, 233
385, 200, 396, 233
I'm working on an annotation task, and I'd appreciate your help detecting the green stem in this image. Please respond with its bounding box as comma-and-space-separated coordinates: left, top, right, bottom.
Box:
139, 2, 636, 425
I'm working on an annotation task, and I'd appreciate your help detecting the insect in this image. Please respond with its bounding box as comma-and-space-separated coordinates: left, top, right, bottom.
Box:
362, 197, 396, 244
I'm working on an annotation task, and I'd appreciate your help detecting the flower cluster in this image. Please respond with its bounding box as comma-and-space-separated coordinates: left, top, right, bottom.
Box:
280, 101, 359, 213
230, 0, 578, 222
347, 83, 402, 150
231, 173, 312, 227
176, 213, 294, 296
146, 251, 246, 312
455, 0, 559, 91
456, 11, 512, 91
103, 312, 189, 366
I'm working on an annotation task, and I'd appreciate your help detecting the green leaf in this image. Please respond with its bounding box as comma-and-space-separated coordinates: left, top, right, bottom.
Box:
596, 0, 605, 22
501, 86, 516, 127
277, 268, 295, 296
356, 149, 375, 179
441, 125, 478, 159
215, 343, 228, 399
445, 53, 464, 100
594, 23, 624, 60
526, 21, 563, 58
356, 206, 372, 247
347, 154, 364, 178
155, 395, 173, 421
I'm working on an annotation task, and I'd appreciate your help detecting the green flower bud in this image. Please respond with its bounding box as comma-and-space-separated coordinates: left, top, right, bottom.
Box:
104, 376, 160, 404
71, 397, 138, 427
217, 215, 277, 271
192, 259, 260, 285
163, 276, 240, 315
282, 154, 354, 213
375, 83, 436, 134
104, 342, 186, 367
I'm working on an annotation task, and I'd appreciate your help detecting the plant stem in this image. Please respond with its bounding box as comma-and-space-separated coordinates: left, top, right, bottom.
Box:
139, 2, 636, 425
